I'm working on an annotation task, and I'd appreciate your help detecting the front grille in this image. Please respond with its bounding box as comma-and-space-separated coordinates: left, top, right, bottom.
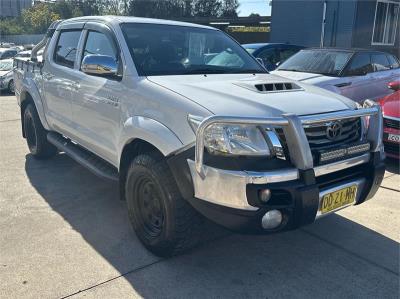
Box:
304, 118, 361, 151
275, 117, 363, 164
384, 117, 400, 130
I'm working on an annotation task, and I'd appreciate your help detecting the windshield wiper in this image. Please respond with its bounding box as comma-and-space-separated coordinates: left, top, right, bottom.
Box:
183, 68, 230, 75
234, 69, 268, 74
277, 68, 305, 72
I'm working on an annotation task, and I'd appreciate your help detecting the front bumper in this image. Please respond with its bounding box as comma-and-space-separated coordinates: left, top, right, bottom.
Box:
168, 105, 385, 233
383, 126, 400, 159
169, 152, 384, 233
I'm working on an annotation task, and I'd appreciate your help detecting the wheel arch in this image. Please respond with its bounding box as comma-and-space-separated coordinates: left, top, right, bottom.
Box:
20, 84, 50, 138
117, 116, 185, 200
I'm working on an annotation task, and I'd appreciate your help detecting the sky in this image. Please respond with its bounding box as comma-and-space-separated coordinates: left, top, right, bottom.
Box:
238, 0, 271, 17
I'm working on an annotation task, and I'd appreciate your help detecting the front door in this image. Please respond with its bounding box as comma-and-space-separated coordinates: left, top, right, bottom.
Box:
339, 52, 374, 103
70, 26, 123, 165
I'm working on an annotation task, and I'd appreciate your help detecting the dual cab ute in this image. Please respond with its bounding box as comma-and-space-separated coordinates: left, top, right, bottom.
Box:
14, 16, 385, 256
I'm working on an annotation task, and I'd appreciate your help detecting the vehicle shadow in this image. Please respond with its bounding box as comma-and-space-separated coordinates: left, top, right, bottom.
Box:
0, 90, 14, 96
24, 153, 399, 298
385, 157, 399, 175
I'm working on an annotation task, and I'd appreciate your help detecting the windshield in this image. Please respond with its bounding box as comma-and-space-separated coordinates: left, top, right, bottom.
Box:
244, 48, 257, 55
0, 60, 13, 71
277, 50, 353, 76
121, 23, 266, 76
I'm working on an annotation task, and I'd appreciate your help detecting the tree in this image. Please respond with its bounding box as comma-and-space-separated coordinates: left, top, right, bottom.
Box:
128, 0, 185, 19
0, 18, 24, 35
21, 3, 61, 34
220, 0, 239, 18
192, 0, 222, 17
248, 13, 261, 18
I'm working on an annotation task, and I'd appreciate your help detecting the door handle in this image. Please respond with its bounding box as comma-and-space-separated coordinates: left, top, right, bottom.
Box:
335, 82, 352, 88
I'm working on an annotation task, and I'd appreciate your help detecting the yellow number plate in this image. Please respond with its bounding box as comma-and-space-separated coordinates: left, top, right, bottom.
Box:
320, 185, 358, 214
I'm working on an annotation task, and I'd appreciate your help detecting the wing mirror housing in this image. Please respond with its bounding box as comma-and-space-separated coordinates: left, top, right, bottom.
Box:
388, 81, 400, 91
81, 54, 120, 78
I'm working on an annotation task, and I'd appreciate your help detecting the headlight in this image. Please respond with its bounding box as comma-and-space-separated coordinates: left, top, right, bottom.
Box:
188, 115, 272, 156
204, 124, 270, 156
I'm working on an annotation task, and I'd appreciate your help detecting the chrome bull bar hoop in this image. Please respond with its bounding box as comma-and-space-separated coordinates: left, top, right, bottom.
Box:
194, 105, 381, 179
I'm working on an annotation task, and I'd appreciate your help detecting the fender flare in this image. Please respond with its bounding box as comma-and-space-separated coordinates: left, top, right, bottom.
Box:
118, 116, 184, 165
20, 77, 50, 131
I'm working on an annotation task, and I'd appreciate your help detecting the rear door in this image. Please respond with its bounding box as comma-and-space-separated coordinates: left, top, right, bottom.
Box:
70, 23, 123, 165
43, 26, 84, 134
370, 52, 394, 100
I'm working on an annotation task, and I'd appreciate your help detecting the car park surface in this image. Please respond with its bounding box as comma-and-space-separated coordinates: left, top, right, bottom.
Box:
0, 93, 399, 298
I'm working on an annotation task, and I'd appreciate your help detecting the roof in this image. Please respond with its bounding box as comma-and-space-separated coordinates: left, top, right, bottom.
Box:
242, 43, 303, 49
305, 47, 390, 54
60, 16, 216, 30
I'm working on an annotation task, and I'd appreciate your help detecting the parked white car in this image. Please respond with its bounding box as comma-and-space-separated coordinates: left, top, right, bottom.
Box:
14, 17, 385, 256
14, 49, 43, 62
272, 48, 400, 103
0, 59, 15, 93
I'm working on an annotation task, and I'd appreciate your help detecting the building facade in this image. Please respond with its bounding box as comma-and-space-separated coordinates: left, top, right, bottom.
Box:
270, 0, 400, 57
0, 0, 32, 17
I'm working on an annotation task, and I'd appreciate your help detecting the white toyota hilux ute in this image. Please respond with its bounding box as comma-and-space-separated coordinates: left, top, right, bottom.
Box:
14, 17, 385, 256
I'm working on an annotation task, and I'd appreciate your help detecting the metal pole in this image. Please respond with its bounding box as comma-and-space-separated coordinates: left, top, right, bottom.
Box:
321, 1, 327, 48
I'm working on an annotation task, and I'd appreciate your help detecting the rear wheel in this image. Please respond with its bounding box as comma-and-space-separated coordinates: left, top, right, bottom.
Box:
23, 104, 57, 159
125, 154, 203, 257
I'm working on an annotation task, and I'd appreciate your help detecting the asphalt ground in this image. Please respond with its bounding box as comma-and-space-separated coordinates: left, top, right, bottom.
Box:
0, 93, 399, 299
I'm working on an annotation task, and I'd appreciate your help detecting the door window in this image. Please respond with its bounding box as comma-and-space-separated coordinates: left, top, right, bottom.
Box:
387, 54, 400, 69
257, 48, 279, 70
345, 53, 373, 76
372, 1, 399, 45
54, 30, 82, 68
3, 50, 16, 59
278, 48, 299, 63
371, 53, 391, 71
82, 31, 117, 62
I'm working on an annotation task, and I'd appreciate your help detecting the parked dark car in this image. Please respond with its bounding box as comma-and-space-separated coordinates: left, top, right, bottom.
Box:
242, 43, 305, 71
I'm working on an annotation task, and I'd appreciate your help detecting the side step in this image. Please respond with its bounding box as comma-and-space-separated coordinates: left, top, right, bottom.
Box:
47, 132, 119, 182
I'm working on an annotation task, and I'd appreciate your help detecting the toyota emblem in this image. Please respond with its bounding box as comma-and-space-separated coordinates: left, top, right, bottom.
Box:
326, 121, 343, 140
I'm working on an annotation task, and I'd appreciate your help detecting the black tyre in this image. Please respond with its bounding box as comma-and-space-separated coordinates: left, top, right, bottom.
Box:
8, 80, 15, 94
23, 104, 57, 159
125, 154, 203, 257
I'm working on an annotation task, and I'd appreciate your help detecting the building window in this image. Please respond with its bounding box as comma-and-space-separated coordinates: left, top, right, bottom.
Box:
372, 0, 400, 45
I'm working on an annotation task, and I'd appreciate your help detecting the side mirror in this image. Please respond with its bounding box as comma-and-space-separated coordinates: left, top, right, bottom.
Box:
81, 54, 119, 77
388, 81, 400, 91
276, 61, 281, 67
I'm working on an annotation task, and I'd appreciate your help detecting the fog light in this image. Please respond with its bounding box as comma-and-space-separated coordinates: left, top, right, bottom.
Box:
259, 189, 271, 203
261, 210, 283, 229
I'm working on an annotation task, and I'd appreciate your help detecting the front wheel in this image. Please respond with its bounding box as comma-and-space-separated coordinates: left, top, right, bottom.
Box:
8, 80, 15, 94
23, 104, 57, 159
125, 154, 203, 257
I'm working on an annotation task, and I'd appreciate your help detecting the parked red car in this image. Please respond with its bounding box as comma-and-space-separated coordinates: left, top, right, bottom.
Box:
378, 81, 400, 159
